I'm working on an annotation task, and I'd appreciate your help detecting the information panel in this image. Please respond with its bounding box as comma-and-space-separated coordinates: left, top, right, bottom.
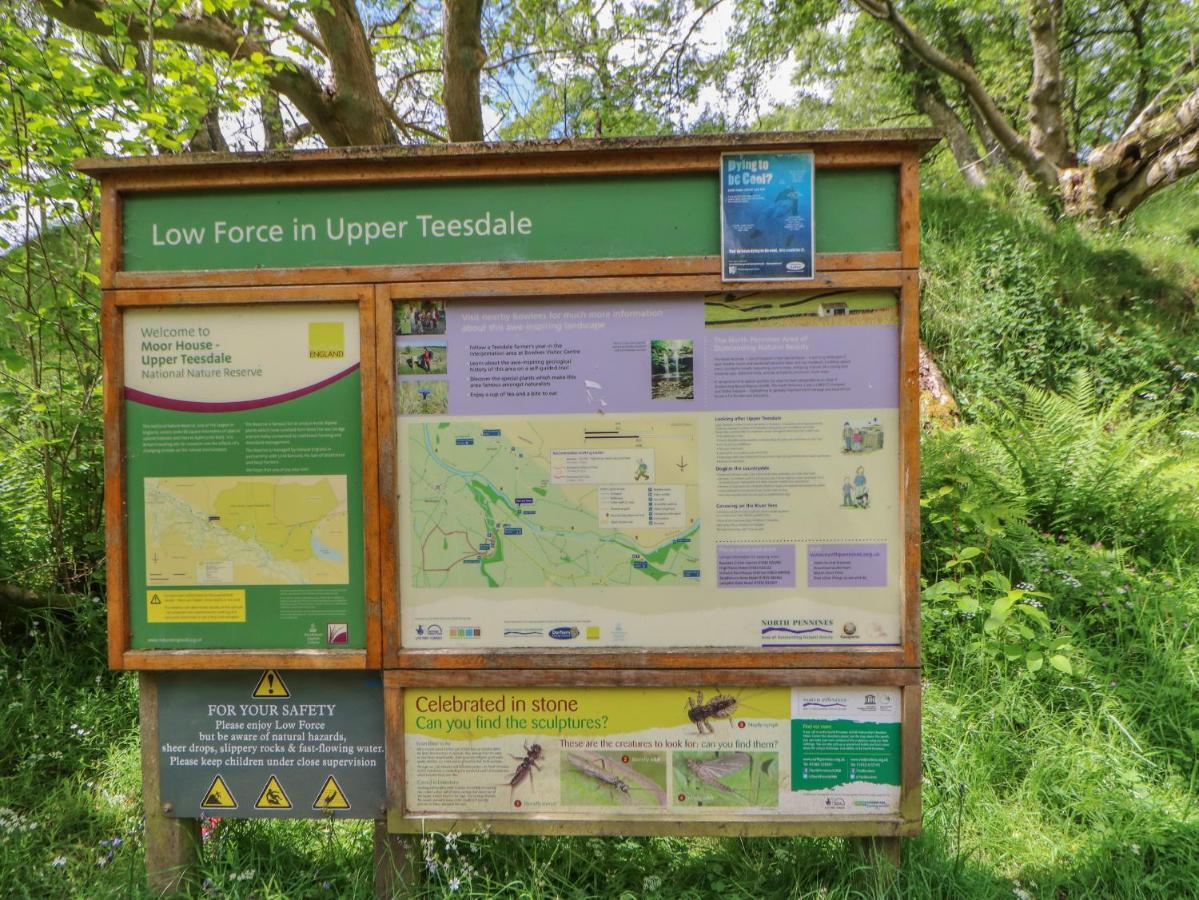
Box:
124, 304, 366, 649
403, 686, 901, 817
397, 291, 901, 649
157, 670, 385, 819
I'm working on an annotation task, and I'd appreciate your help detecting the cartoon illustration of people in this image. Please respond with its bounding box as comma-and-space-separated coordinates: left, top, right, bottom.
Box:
842, 422, 854, 452
853, 466, 869, 508
852, 428, 863, 452
634, 459, 650, 481
842, 477, 854, 507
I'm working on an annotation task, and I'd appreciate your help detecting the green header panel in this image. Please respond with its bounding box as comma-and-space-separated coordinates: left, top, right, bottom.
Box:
122, 170, 898, 273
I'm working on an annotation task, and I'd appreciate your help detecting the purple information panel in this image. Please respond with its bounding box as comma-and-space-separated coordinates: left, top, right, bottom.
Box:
396, 291, 904, 650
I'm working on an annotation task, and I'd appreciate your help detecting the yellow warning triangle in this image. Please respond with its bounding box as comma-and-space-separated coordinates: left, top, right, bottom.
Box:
312, 775, 351, 811
254, 775, 292, 810
200, 774, 237, 810
150, 594, 162, 604
252, 669, 290, 698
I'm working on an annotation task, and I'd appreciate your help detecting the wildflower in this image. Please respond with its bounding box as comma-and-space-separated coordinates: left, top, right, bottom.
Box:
1131, 843, 1141, 855
643, 875, 663, 892
445, 830, 460, 850
51, 856, 67, 867
96, 854, 111, 867
1109, 680, 1117, 688
426, 858, 440, 874
1024, 598, 1043, 609
449, 876, 461, 891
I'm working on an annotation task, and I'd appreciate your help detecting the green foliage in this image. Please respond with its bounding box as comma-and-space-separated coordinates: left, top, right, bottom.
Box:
978, 372, 1199, 557
921, 182, 1199, 414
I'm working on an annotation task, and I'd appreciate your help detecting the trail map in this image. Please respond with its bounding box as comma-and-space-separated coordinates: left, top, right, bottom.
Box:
406, 419, 700, 589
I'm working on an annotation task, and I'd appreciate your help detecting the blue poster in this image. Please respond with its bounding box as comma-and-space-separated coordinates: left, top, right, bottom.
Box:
720, 151, 815, 281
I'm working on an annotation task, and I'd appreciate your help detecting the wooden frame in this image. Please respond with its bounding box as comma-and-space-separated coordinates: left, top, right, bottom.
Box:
383, 668, 921, 837
103, 284, 381, 670
84, 131, 932, 848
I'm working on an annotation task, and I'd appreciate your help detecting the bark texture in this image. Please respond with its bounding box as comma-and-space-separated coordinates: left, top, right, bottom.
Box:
37, 0, 484, 146
853, 0, 1199, 218
442, 0, 487, 142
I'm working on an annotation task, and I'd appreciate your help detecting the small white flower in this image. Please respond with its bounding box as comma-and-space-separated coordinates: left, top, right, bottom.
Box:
51, 856, 67, 867
448, 876, 461, 891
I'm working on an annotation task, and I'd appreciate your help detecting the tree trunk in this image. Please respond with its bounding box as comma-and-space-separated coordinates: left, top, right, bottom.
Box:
1026, 0, 1071, 167
443, 0, 486, 141
919, 342, 960, 429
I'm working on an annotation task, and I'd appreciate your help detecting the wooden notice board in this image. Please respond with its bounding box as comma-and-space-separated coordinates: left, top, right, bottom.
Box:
82, 130, 933, 843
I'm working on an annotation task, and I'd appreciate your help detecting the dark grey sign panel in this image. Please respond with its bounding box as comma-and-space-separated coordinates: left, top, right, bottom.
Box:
157, 670, 385, 819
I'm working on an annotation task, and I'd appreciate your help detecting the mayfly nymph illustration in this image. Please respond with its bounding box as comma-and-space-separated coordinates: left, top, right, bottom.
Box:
684, 751, 751, 794
505, 741, 544, 796
686, 689, 739, 733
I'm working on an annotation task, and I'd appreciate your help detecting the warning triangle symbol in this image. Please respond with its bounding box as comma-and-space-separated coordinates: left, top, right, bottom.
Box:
252, 669, 290, 698
150, 594, 162, 605
254, 775, 292, 810
200, 774, 237, 810
312, 775, 351, 811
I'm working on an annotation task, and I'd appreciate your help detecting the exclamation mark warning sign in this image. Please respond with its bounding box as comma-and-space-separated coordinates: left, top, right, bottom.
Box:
252, 670, 290, 698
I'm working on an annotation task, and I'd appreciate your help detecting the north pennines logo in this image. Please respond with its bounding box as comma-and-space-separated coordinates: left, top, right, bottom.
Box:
308, 322, 345, 359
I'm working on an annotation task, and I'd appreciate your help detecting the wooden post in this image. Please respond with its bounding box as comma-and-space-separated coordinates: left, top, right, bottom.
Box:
139, 673, 201, 894
373, 820, 420, 898
851, 835, 902, 874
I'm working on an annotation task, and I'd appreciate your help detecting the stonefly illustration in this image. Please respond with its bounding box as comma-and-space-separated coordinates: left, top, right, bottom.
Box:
564, 751, 667, 807
505, 741, 544, 797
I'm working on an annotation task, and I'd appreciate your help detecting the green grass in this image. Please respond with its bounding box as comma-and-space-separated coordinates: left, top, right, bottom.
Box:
3, 511, 1197, 898
2, 175, 1198, 897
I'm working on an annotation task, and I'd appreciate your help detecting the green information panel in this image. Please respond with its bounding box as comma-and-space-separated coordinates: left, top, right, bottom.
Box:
124, 303, 365, 650
122, 171, 898, 272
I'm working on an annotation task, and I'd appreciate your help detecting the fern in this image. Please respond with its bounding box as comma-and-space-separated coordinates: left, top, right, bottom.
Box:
976, 371, 1198, 557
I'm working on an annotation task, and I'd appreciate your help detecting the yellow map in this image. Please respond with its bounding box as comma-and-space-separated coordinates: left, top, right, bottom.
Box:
145, 476, 349, 586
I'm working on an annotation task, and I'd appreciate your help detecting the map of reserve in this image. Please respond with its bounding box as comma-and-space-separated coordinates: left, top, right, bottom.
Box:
145, 476, 350, 585
406, 418, 701, 588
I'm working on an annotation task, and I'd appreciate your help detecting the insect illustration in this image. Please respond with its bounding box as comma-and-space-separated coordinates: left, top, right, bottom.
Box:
567, 753, 631, 798
684, 751, 751, 794
565, 751, 668, 807
505, 741, 544, 796
686, 689, 739, 733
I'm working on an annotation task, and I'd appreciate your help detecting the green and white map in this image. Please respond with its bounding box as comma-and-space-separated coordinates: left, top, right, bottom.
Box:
144, 476, 350, 586
406, 418, 701, 588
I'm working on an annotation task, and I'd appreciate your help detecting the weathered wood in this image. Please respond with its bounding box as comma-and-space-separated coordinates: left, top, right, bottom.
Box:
139, 673, 201, 893
900, 273, 922, 667
851, 835, 903, 869
77, 129, 941, 175
102, 293, 128, 669
373, 819, 419, 898
359, 292, 383, 669
109, 252, 903, 293
123, 649, 367, 670
392, 647, 911, 670
376, 288, 402, 666
386, 668, 920, 687
100, 184, 121, 290
388, 811, 918, 838
385, 270, 905, 300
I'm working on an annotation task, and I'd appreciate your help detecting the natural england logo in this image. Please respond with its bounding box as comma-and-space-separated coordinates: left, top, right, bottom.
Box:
308, 322, 345, 359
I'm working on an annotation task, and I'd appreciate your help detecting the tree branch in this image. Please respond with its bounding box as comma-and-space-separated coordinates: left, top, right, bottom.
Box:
37, 0, 355, 145
250, 0, 328, 55
852, 0, 1059, 189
